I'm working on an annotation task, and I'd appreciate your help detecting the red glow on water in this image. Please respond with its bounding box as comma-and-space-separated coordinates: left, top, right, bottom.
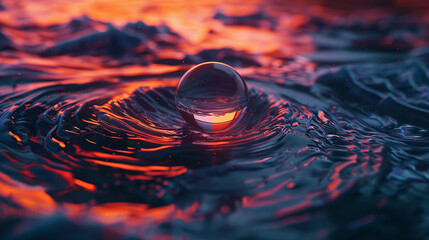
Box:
318, 110, 328, 122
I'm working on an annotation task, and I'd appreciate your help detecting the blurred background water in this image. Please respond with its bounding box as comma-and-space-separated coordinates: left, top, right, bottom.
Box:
0, 0, 429, 239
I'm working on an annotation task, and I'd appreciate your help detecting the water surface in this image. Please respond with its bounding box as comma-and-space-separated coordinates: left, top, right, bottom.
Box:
1, 1, 429, 239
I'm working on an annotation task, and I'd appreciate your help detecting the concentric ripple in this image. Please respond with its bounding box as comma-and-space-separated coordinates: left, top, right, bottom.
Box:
0, 74, 386, 238
1, 1, 429, 240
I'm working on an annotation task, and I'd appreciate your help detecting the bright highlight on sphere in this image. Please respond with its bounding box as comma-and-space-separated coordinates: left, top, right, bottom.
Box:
175, 62, 248, 131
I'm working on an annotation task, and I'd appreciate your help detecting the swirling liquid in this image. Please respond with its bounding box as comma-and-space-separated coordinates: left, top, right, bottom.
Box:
0, 1, 429, 239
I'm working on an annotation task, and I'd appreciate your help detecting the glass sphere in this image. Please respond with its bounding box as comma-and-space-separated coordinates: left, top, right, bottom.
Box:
175, 62, 248, 131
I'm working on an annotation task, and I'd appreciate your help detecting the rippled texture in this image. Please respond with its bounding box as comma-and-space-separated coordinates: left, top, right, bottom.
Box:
1, 1, 429, 239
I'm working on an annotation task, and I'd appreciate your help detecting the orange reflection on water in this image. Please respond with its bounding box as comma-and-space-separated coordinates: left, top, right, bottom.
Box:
1, 0, 425, 237
0, 172, 56, 214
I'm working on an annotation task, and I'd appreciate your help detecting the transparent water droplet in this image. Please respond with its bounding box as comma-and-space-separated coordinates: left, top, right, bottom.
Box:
176, 62, 248, 131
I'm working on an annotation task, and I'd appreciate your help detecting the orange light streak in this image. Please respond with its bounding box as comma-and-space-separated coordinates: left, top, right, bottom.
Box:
52, 137, 66, 148
74, 179, 96, 192
8, 131, 22, 142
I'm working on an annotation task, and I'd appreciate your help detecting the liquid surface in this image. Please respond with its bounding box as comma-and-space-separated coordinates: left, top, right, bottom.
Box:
176, 62, 248, 131
1, 1, 429, 239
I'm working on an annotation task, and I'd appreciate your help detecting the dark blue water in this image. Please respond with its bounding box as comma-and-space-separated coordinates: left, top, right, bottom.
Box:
0, 1, 429, 239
